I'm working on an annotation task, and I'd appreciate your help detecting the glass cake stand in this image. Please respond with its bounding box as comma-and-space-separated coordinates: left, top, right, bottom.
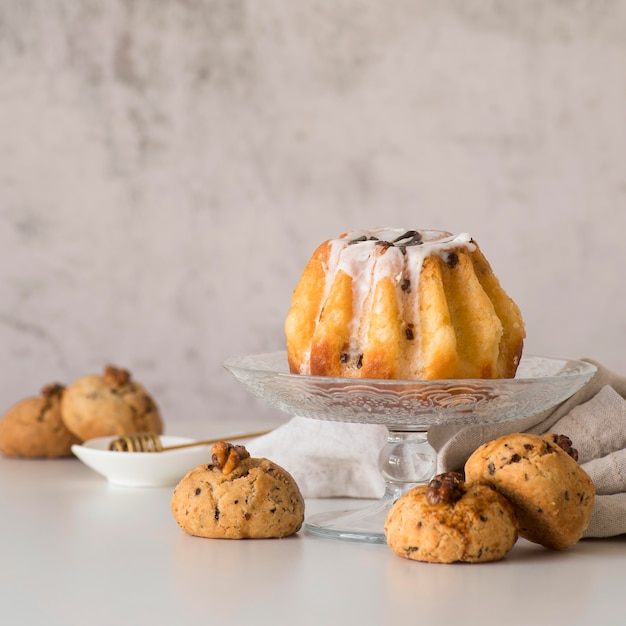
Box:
223, 351, 597, 543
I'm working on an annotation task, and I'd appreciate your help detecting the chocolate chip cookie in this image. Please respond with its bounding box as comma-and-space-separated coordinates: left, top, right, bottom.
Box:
0, 384, 80, 458
171, 442, 305, 539
61, 365, 162, 440
384, 472, 518, 563
464, 433, 595, 549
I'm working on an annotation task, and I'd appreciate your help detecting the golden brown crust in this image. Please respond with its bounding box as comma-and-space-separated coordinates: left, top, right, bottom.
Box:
285, 241, 333, 375
464, 433, 595, 549
309, 269, 354, 377
0, 384, 80, 458
384, 476, 518, 563
411, 256, 459, 380
437, 251, 503, 378
171, 445, 305, 539
60, 365, 162, 440
467, 247, 526, 378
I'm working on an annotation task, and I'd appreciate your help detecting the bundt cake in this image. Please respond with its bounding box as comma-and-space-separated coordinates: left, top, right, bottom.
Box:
285, 228, 525, 380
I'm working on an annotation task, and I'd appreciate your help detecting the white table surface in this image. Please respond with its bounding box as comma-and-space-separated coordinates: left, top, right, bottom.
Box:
2, 422, 626, 626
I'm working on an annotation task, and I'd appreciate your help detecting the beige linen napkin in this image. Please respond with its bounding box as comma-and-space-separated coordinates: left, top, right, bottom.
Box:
247, 417, 387, 498
247, 359, 626, 538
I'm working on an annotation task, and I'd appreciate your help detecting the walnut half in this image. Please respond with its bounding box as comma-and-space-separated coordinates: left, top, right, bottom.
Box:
103, 365, 132, 387
41, 383, 65, 399
211, 441, 250, 475
426, 472, 466, 505
548, 433, 579, 462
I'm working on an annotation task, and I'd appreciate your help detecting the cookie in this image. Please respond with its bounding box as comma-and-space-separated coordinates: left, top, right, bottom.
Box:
464, 433, 595, 549
61, 365, 163, 440
0, 384, 80, 458
384, 472, 518, 563
171, 442, 305, 539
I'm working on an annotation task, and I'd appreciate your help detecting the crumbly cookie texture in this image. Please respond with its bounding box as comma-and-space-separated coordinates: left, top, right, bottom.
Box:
171, 442, 305, 539
0, 384, 80, 458
464, 433, 595, 550
60, 365, 162, 440
384, 472, 518, 563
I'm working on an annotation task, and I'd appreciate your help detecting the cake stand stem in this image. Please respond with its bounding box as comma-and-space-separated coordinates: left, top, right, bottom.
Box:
304, 428, 437, 543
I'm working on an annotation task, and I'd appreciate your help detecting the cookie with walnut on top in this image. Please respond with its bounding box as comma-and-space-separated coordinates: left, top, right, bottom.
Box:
61, 364, 163, 441
172, 441, 304, 539
384, 471, 518, 563
0, 383, 80, 458
464, 432, 595, 550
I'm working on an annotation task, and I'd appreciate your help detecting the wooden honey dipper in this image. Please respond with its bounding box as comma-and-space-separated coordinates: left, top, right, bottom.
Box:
108, 430, 272, 452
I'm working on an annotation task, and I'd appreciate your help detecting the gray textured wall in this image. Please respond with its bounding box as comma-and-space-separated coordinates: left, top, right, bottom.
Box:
2, 1, 625, 429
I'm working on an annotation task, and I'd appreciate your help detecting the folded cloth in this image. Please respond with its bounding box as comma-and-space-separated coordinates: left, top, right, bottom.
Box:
247, 359, 626, 538
247, 417, 387, 498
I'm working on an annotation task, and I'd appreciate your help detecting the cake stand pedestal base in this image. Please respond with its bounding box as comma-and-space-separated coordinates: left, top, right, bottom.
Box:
304, 430, 436, 543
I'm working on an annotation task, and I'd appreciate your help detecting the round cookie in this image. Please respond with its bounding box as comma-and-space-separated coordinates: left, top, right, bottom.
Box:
0, 384, 80, 458
464, 433, 595, 550
61, 365, 162, 440
384, 472, 518, 563
172, 442, 304, 539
